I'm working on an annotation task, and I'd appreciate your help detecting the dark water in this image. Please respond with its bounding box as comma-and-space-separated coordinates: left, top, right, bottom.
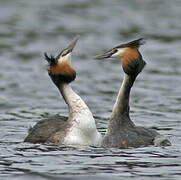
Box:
0, 0, 181, 179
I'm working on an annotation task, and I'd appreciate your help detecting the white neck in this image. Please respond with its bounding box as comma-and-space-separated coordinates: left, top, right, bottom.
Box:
59, 83, 89, 114
59, 83, 102, 146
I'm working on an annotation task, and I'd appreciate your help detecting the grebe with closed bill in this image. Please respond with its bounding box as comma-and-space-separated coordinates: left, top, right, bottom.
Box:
24, 37, 102, 146
95, 38, 171, 148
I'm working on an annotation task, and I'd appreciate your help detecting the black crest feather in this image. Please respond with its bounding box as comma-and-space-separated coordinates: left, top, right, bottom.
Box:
116, 38, 145, 49
44, 52, 57, 66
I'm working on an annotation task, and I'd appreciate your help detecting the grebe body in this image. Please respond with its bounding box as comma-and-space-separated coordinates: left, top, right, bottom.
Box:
25, 37, 102, 146
95, 38, 171, 148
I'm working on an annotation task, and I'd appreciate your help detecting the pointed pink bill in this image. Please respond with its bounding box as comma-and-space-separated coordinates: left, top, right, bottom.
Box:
94, 48, 117, 60
67, 35, 80, 52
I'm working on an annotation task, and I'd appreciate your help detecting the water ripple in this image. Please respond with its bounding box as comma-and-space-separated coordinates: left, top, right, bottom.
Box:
0, 0, 181, 179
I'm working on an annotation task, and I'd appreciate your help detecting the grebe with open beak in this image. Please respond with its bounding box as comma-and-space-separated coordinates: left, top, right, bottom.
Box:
95, 38, 171, 148
25, 37, 102, 146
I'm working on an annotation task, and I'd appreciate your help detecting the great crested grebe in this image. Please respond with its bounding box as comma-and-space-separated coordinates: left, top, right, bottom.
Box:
95, 38, 171, 148
24, 37, 102, 146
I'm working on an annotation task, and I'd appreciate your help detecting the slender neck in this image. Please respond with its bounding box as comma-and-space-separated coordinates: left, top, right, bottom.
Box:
109, 73, 136, 128
113, 73, 135, 115
58, 83, 90, 115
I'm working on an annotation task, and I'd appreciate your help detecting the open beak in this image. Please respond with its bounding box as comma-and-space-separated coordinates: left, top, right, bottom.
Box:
94, 48, 117, 60
67, 35, 80, 53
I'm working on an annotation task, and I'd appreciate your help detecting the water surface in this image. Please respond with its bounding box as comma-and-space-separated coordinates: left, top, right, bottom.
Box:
0, 0, 181, 179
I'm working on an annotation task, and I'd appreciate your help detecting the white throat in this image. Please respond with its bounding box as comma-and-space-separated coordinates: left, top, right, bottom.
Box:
59, 83, 102, 146
58, 53, 71, 65
112, 48, 126, 58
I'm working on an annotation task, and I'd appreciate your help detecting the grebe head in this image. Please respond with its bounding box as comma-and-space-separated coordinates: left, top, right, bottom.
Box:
44, 36, 79, 84
94, 38, 146, 76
